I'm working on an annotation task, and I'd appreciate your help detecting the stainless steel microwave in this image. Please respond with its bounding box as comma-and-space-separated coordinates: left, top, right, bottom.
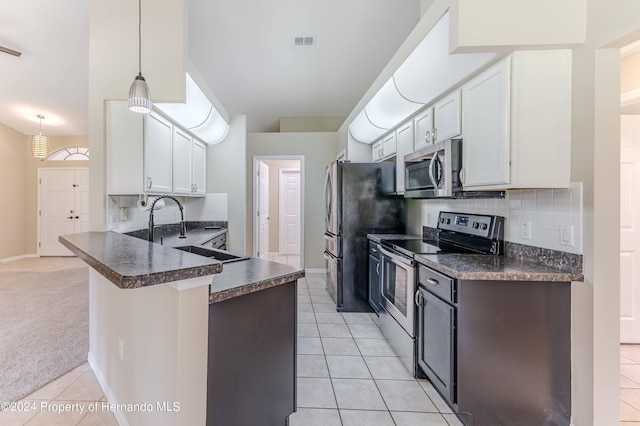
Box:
404, 139, 462, 198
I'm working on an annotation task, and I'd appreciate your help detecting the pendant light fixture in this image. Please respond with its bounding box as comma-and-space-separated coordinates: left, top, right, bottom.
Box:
31, 114, 49, 159
128, 0, 152, 113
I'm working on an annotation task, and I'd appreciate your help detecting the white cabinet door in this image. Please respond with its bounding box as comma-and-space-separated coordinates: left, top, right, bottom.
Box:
414, 107, 434, 150
372, 140, 384, 162
395, 121, 414, 194
106, 101, 143, 195
461, 59, 510, 188
144, 112, 173, 193
172, 127, 193, 195
433, 90, 462, 143
192, 140, 207, 196
382, 132, 397, 157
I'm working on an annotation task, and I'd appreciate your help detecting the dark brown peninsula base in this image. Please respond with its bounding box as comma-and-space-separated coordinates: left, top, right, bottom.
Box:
206, 280, 297, 426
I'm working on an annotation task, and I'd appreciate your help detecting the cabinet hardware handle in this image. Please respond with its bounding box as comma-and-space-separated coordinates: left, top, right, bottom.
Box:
432, 128, 438, 143
376, 263, 380, 275
459, 168, 466, 184
147, 177, 152, 190
425, 131, 431, 144
427, 278, 440, 286
414, 290, 423, 306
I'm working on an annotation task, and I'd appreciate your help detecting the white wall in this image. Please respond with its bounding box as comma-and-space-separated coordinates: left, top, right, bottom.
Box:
207, 115, 247, 254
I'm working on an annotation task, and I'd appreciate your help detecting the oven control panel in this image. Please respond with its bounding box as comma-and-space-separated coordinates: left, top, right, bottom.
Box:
437, 211, 503, 239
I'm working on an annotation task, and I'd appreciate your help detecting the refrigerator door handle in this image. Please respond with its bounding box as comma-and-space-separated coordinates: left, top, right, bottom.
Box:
323, 166, 332, 228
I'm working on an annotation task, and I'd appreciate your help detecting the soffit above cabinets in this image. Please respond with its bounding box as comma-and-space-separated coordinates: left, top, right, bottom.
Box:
155, 73, 230, 144
349, 11, 499, 144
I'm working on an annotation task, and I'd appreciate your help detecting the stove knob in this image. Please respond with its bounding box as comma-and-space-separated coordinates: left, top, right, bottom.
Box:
472, 222, 479, 229
446, 218, 451, 224
482, 223, 488, 230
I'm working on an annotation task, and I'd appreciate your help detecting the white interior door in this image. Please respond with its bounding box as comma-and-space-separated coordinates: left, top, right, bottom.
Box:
259, 161, 270, 257
621, 115, 640, 342
39, 168, 89, 256
279, 169, 300, 255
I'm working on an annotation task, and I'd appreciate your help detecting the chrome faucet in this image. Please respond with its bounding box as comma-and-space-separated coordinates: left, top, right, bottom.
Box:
148, 195, 187, 242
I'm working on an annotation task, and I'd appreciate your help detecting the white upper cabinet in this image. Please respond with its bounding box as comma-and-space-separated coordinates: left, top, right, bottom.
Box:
413, 91, 462, 151
106, 100, 207, 196
192, 141, 207, 196
382, 132, 397, 158
172, 127, 193, 195
433, 90, 461, 143
106, 101, 143, 195
413, 107, 435, 150
461, 50, 572, 190
372, 140, 384, 162
395, 121, 414, 194
461, 59, 510, 187
144, 113, 173, 194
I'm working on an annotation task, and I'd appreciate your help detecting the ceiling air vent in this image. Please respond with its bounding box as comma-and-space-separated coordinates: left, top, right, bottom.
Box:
294, 36, 314, 46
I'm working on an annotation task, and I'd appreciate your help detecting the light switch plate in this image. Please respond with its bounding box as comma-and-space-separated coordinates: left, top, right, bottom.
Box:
560, 225, 574, 246
520, 221, 532, 240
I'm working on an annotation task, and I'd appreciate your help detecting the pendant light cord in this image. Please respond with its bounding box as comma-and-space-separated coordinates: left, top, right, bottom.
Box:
137, 0, 142, 75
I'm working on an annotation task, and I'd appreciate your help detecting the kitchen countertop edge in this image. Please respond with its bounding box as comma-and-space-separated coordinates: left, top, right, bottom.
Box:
59, 231, 223, 289
209, 258, 305, 304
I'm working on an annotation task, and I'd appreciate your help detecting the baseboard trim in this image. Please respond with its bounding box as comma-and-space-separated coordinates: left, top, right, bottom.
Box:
0, 253, 37, 263
88, 353, 130, 426
304, 268, 326, 274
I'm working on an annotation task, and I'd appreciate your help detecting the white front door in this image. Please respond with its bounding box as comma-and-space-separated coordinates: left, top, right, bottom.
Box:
621, 115, 640, 342
258, 161, 270, 257
279, 169, 301, 255
39, 168, 90, 256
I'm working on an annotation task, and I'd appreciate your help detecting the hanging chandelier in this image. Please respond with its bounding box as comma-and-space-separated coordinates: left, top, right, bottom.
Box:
32, 114, 49, 159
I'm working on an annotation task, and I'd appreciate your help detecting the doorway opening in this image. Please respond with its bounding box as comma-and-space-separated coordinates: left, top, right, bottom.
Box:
253, 156, 304, 268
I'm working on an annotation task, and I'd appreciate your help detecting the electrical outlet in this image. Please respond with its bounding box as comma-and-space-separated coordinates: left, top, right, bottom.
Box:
118, 338, 124, 361
520, 221, 532, 240
560, 225, 574, 246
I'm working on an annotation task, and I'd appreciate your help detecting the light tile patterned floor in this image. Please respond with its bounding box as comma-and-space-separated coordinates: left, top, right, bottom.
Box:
259, 251, 301, 268
621, 344, 640, 425
290, 274, 463, 426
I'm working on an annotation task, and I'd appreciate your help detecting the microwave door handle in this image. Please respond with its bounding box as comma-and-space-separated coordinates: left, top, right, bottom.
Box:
428, 155, 437, 189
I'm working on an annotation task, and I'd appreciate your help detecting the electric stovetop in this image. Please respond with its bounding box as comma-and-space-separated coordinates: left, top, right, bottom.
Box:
380, 239, 442, 257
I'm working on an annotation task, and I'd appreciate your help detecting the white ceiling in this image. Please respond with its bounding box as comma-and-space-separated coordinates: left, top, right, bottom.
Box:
0, 0, 420, 136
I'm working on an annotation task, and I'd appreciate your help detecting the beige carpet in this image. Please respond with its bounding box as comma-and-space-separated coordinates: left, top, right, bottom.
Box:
0, 258, 89, 403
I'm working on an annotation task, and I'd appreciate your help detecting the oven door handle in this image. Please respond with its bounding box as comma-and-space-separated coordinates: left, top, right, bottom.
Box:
379, 246, 414, 267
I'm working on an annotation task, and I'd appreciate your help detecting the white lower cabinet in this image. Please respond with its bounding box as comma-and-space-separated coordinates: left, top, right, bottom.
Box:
461, 50, 572, 190
106, 100, 207, 196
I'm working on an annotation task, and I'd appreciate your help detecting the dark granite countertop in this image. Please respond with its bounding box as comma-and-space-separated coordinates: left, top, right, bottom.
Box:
209, 258, 305, 303
59, 231, 222, 289
367, 233, 421, 243
415, 253, 583, 282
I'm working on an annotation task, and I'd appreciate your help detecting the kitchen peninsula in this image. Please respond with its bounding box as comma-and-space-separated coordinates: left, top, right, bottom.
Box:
60, 231, 304, 426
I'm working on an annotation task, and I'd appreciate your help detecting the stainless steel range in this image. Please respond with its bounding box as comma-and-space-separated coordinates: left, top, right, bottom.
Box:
378, 211, 504, 376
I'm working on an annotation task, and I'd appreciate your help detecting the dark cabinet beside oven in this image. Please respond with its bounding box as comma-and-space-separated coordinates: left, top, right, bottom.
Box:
368, 241, 383, 314
416, 262, 572, 426
416, 264, 457, 408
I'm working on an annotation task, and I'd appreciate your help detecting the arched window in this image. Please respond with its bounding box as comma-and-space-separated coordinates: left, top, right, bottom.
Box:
45, 146, 90, 161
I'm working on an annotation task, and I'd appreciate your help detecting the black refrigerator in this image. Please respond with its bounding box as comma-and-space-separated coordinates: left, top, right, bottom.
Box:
323, 161, 406, 312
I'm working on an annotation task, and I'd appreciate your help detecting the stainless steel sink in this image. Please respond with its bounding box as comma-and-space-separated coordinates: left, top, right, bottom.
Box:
174, 245, 250, 263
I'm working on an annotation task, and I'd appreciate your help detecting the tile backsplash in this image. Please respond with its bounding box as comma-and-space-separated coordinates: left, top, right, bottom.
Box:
411, 182, 582, 254
107, 193, 228, 233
